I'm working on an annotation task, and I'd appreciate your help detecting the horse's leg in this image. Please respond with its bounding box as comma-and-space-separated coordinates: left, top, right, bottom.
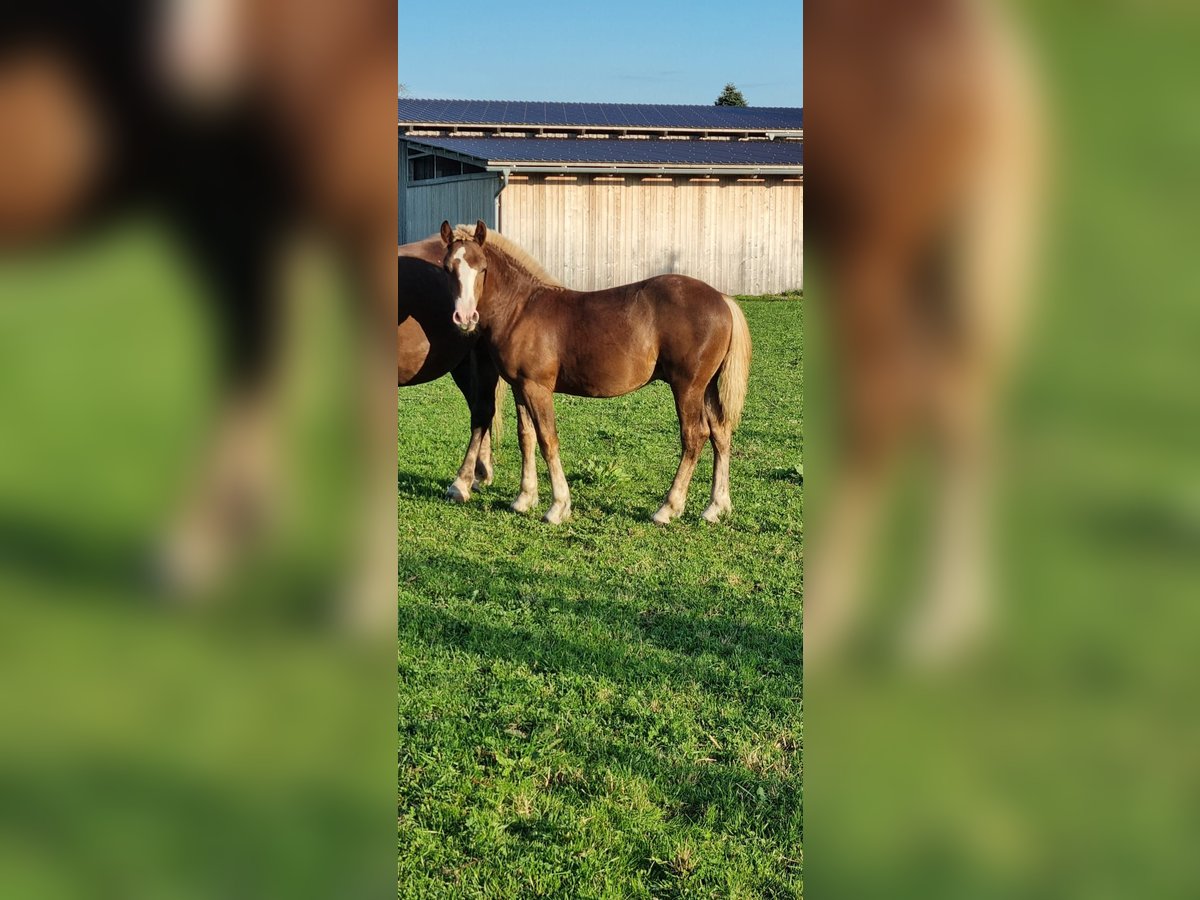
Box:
509, 391, 540, 513
653, 382, 709, 524
446, 355, 485, 503
899, 71, 1041, 664
803, 290, 913, 668
156, 186, 285, 599
158, 382, 280, 597
473, 352, 500, 487
477, 430, 494, 485
520, 382, 571, 524
702, 382, 733, 522
900, 396, 993, 665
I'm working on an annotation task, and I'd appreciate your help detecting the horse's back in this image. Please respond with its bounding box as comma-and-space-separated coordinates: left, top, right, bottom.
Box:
641, 273, 727, 313
561, 273, 725, 319
398, 234, 445, 266
640, 274, 734, 356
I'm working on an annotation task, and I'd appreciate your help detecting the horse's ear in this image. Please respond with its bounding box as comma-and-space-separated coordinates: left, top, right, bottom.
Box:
474, 220, 487, 246
440, 220, 453, 245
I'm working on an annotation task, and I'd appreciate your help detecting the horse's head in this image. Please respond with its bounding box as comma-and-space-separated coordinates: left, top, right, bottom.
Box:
440, 219, 488, 334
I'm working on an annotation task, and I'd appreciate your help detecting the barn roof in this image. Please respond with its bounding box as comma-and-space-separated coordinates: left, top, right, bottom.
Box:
398, 98, 803, 133
406, 136, 803, 174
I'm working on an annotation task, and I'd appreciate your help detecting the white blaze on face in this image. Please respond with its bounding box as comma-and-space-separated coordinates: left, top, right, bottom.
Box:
157, 0, 246, 106
450, 246, 481, 330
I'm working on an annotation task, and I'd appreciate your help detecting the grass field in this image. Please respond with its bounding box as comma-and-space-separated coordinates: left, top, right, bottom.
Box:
397, 298, 803, 898
804, 6, 1200, 898
0, 224, 393, 898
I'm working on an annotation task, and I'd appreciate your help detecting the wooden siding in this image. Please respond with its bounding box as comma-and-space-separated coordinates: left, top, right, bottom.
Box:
498, 175, 803, 295
402, 172, 498, 243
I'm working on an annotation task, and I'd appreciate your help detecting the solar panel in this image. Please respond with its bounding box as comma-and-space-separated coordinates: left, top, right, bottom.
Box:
406, 137, 803, 168
397, 99, 803, 132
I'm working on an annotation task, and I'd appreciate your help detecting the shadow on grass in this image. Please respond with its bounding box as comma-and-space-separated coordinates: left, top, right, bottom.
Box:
0, 508, 346, 631
398, 552, 801, 691
0, 510, 149, 600
397, 470, 452, 501
1074, 493, 1200, 559
398, 466, 674, 525
397, 550, 803, 892
0, 757, 383, 898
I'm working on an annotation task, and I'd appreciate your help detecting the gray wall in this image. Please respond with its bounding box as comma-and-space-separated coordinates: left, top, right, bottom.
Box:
399, 172, 499, 245
398, 140, 499, 243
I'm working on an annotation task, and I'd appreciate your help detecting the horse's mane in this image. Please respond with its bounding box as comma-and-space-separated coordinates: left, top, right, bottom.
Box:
453, 225, 564, 289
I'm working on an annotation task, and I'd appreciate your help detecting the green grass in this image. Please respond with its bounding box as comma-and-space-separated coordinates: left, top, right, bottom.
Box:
397, 300, 803, 898
804, 6, 1200, 899
0, 223, 393, 899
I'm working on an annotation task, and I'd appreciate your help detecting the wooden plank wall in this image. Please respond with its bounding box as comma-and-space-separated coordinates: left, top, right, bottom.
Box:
402, 173, 498, 243
498, 175, 803, 295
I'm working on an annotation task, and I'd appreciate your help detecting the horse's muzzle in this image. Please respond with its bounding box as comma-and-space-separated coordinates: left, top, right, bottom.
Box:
453, 309, 480, 333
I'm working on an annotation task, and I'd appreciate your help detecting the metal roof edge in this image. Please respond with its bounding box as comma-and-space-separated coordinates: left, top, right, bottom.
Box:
398, 120, 803, 134
486, 164, 805, 176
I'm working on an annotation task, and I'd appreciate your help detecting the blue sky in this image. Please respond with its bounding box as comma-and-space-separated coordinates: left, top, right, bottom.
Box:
399, 0, 802, 107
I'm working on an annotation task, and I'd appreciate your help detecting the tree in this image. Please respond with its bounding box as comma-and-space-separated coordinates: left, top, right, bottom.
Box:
398, 83, 411, 97
714, 83, 748, 107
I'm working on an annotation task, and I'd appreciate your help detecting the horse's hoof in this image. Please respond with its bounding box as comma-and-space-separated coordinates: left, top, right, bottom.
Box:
446, 482, 471, 503
510, 494, 538, 513
651, 505, 679, 525
543, 504, 571, 525
898, 591, 990, 669
148, 534, 220, 606
701, 503, 728, 523
474, 465, 494, 487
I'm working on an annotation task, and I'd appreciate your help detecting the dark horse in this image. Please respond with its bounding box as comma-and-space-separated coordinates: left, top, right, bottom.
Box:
438, 220, 751, 525
399, 234, 501, 502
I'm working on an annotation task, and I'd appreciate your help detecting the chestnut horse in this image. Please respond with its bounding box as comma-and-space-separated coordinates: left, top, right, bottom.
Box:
804, 0, 1043, 664
399, 233, 502, 502
438, 220, 751, 525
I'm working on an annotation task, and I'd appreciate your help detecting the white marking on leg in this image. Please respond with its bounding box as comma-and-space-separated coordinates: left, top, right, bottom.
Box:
702, 426, 733, 523
510, 403, 539, 513
447, 423, 485, 503
901, 438, 993, 666
543, 453, 572, 525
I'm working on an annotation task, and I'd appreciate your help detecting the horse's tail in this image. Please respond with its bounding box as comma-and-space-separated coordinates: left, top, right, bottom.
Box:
491, 378, 505, 445
716, 295, 752, 431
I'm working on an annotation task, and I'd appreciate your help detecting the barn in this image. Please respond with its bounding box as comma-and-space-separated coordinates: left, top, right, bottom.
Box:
398, 99, 803, 294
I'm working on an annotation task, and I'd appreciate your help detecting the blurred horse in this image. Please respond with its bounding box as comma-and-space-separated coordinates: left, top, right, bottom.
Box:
0, 0, 396, 626
399, 235, 502, 503
805, 0, 1044, 665
438, 221, 751, 526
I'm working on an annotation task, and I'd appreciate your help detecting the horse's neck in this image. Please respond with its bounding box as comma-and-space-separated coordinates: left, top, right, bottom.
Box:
482, 250, 547, 327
